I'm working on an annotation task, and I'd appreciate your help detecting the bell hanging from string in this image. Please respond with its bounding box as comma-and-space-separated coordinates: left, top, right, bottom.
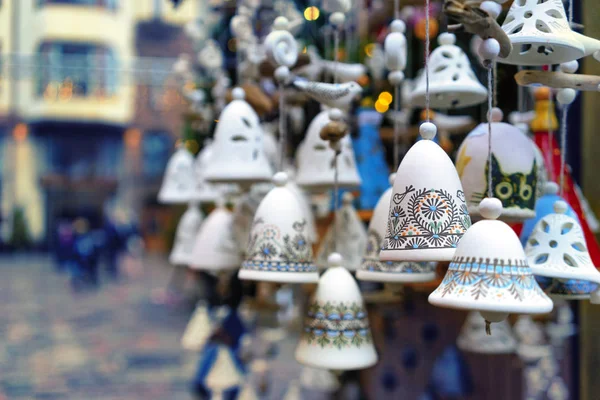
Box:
169, 201, 203, 266
157, 143, 195, 204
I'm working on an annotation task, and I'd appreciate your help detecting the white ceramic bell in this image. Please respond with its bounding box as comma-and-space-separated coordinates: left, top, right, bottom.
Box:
379, 123, 471, 262
295, 253, 378, 370
411, 33, 487, 109
357, 175, 437, 282
238, 172, 319, 283
169, 202, 204, 266
181, 301, 213, 351
429, 198, 553, 326
189, 205, 242, 271
525, 200, 600, 299
232, 185, 270, 255
299, 366, 340, 392
191, 141, 225, 203
287, 178, 318, 244
499, 0, 597, 65
316, 193, 367, 271
204, 88, 273, 186
456, 312, 517, 354
157, 145, 195, 204
455, 109, 538, 221
295, 110, 362, 192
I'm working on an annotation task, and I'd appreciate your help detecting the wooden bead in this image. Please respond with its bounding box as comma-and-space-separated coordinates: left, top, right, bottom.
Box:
319, 121, 348, 142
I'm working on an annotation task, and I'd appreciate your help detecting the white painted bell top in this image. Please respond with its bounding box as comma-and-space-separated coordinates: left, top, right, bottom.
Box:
454, 218, 527, 261
394, 139, 463, 193
316, 266, 364, 303
214, 99, 261, 140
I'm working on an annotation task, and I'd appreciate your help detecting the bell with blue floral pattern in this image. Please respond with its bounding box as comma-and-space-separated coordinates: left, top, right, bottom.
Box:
379, 123, 472, 262
238, 172, 319, 283
525, 200, 600, 300
295, 253, 378, 370
357, 174, 437, 282
429, 198, 553, 332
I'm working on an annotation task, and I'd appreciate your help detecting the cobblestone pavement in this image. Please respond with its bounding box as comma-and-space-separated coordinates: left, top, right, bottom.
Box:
0, 254, 199, 400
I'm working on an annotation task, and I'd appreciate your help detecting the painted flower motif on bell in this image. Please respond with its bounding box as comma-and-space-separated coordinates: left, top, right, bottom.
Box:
525, 200, 600, 300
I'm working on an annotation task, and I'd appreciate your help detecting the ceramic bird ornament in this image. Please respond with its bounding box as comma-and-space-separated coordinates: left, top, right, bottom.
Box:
291, 79, 362, 109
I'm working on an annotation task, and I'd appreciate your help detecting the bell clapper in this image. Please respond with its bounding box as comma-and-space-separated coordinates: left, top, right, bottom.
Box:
480, 311, 509, 335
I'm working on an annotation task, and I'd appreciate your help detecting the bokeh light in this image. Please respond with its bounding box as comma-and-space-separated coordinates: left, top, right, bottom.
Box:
304, 6, 320, 21
375, 100, 389, 113
378, 91, 393, 106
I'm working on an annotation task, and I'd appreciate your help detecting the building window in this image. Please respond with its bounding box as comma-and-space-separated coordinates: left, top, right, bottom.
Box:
36, 42, 118, 99
142, 132, 172, 179
37, 0, 118, 11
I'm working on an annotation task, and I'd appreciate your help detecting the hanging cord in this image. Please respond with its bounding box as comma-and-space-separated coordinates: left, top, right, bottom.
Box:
548, 89, 555, 173
333, 28, 340, 84
487, 65, 494, 199
394, 0, 400, 19
393, 84, 401, 169
559, 105, 568, 198
333, 149, 340, 252
493, 62, 498, 108
425, 0, 431, 121
568, 0, 573, 26
278, 82, 286, 171
517, 66, 524, 113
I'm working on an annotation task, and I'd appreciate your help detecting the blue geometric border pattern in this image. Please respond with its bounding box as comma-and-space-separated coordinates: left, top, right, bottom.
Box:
535, 276, 599, 296
362, 230, 436, 274
433, 256, 547, 301
241, 260, 318, 273
302, 301, 372, 349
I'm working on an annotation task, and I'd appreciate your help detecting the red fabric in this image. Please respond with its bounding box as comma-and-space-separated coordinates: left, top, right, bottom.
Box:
534, 131, 600, 266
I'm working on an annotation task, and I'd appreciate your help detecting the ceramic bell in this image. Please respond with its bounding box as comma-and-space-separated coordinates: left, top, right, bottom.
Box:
429, 198, 553, 327
204, 88, 273, 186
157, 145, 195, 204
514, 315, 552, 362
295, 110, 362, 192
499, 0, 598, 65
357, 175, 437, 282
525, 200, 600, 299
521, 182, 579, 246
169, 202, 204, 266
238, 173, 319, 283
299, 366, 340, 392
295, 253, 378, 370
190, 205, 242, 271
379, 123, 471, 262
316, 193, 367, 271
191, 141, 224, 203
181, 301, 213, 351
288, 179, 318, 244
456, 312, 517, 354
411, 33, 487, 109
232, 185, 270, 255
455, 110, 538, 222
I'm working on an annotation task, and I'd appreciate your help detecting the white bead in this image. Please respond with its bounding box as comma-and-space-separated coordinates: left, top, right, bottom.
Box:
272, 171, 288, 187
328, 252, 343, 267
388, 173, 396, 186
274, 66, 290, 84
342, 192, 354, 204
480, 1, 502, 19
419, 122, 437, 140
544, 181, 559, 195
487, 107, 503, 123
479, 197, 503, 220
328, 108, 343, 121
232, 87, 246, 100
329, 12, 346, 27
553, 200, 568, 214
438, 32, 456, 46
478, 38, 501, 63
388, 70, 405, 85
273, 16, 289, 31
390, 19, 406, 33
559, 60, 579, 74
557, 88, 577, 105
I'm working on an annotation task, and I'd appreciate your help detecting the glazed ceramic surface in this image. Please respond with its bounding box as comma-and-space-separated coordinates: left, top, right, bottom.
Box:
457, 311, 517, 354
499, 0, 585, 65
232, 185, 271, 254
295, 265, 378, 370
357, 187, 437, 282
411, 33, 487, 109
456, 122, 537, 221
190, 207, 242, 271
169, 203, 203, 266
296, 110, 362, 192
191, 143, 226, 202
203, 96, 273, 185
157, 146, 195, 204
316, 195, 367, 271
380, 139, 471, 262
238, 177, 319, 283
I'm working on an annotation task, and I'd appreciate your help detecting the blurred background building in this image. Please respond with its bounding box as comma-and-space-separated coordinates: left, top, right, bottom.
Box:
0, 0, 208, 249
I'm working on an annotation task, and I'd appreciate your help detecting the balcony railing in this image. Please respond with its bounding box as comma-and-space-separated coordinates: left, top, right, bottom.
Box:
36, 0, 119, 12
